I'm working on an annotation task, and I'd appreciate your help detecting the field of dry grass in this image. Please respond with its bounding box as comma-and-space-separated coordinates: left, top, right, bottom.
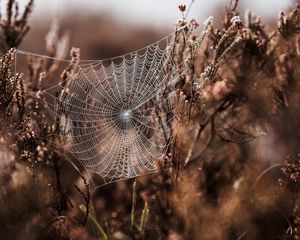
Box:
0, 0, 299, 239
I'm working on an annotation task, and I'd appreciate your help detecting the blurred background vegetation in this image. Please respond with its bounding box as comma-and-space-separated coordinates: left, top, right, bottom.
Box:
0, 0, 299, 240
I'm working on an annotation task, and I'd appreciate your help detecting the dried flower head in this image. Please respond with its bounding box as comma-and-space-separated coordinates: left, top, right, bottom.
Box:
231, 15, 243, 28
178, 4, 186, 13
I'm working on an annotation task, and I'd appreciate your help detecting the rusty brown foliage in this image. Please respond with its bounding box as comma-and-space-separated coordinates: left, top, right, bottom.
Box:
0, 0, 299, 239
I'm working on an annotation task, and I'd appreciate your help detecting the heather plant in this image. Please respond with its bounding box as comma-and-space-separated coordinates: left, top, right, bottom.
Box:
0, 0, 299, 239
0, 0, 34, 51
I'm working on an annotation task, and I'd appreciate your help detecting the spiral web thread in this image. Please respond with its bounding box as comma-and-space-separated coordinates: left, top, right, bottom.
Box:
15, 26, 188, 186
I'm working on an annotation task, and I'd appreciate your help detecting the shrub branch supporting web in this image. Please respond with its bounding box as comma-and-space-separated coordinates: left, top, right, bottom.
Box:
15, 26, 188, 186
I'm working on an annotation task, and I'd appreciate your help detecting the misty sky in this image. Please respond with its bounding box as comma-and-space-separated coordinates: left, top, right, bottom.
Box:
11, 0, 294, 27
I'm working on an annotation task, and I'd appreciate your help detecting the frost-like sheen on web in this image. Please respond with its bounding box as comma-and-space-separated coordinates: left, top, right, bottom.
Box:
17, 26, 187, 186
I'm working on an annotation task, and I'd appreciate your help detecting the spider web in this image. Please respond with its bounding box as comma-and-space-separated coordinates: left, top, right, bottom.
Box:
15, 26, 188, 187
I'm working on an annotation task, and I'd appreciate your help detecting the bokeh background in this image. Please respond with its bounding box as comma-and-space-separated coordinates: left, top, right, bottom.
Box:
15, 0, 294, 25
1, 1, 300, 239
8, 0, 295, 59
